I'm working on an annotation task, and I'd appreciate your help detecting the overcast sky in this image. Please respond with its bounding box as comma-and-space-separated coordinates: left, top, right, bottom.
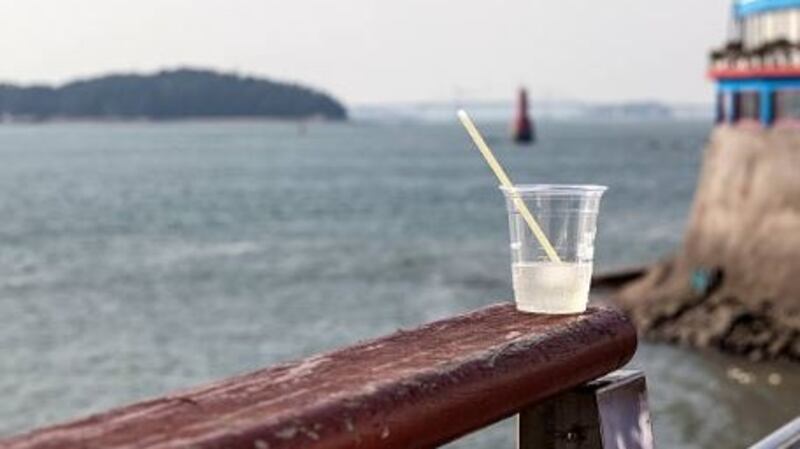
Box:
0, 0, 730, 105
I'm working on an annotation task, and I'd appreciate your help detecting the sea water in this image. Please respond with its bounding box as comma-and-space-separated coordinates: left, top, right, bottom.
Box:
512, 262, 593, 314
0, 121, 797, 449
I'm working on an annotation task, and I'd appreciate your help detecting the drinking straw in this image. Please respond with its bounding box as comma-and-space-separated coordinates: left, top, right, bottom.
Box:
457, 109, 561, 263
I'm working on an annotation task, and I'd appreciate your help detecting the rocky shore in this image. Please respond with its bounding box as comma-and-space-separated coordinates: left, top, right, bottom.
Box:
614, 127, 800, 361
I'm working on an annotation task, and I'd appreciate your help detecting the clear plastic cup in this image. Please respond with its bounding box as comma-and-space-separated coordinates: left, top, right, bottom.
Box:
501, 184, 607, 314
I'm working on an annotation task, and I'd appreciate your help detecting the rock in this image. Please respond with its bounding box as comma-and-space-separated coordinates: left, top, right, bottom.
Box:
615, 127, 800, 361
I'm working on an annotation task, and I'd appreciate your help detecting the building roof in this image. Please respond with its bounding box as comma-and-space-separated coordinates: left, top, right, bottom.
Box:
735, 0, 800, 17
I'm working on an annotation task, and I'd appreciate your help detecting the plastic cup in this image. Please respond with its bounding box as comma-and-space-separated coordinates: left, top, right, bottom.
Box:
501, 184, 607, 314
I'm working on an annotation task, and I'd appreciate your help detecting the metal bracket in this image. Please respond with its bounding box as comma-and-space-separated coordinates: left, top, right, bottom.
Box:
518, 370, 654, 449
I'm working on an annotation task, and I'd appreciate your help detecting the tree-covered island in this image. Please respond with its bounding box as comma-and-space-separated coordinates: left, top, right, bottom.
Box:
0, 69, 347, 121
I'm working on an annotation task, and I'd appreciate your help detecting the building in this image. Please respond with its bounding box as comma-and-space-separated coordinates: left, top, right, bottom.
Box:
710, 0, 800, 126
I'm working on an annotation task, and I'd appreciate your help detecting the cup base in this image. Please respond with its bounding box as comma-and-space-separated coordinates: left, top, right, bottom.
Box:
514, 303, 587, 315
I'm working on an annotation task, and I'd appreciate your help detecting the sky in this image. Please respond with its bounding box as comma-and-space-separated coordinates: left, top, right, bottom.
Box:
0, 0, 730, 105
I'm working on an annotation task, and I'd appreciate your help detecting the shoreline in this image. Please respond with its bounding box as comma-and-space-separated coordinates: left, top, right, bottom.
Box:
0, 116, 347, 125
0, 116, 714, 127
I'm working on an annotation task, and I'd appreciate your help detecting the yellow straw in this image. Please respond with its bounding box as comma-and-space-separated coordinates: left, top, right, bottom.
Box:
457, 109, 561, 263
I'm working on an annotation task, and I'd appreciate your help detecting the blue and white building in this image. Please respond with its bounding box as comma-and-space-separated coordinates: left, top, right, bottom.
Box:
711, 0, 800, 126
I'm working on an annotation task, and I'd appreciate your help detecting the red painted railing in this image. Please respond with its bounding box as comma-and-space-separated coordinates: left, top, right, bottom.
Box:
0, 304, 637, 449
709, 66, 800, 79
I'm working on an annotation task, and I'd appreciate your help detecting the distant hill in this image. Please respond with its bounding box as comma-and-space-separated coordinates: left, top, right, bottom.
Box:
0, 69, 347, 121
351, 100, 712, 123
582, 101, 673, 120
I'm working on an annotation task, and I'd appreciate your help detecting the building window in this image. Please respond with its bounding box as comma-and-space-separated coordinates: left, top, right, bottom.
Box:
716, 92, 726, 124
735, 91, 760, 123
775, 90, 800, 124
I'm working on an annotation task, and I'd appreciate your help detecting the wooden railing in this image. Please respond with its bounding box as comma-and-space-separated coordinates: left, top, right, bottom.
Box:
0, 304, 647, 449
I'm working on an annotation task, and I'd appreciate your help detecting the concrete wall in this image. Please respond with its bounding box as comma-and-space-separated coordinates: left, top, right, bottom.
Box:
617, 127, 800, 360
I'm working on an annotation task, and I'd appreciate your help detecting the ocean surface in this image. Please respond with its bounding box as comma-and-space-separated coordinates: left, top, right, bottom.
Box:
0, 120, 796, 448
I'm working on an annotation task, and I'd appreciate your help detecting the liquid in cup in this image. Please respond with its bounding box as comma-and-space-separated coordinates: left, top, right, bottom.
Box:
512, 262, 593, 313
502, 185, 607, 314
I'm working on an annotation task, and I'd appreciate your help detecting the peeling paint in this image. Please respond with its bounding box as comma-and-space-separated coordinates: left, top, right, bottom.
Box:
505, 331, 523, 340
275, 427, 298, 440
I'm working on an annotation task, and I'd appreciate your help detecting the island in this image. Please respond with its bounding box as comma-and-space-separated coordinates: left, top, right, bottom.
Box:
0, 69, 347, 121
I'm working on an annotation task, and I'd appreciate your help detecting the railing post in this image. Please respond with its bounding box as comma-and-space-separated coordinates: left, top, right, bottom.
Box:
517, 370, 654, 449
760, 84, 774, 127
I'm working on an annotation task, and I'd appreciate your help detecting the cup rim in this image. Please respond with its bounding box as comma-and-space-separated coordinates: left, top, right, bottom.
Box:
499, 184, 608, 195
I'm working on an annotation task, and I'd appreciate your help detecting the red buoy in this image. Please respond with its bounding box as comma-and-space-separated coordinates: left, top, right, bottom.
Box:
512, 88, 536, 145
